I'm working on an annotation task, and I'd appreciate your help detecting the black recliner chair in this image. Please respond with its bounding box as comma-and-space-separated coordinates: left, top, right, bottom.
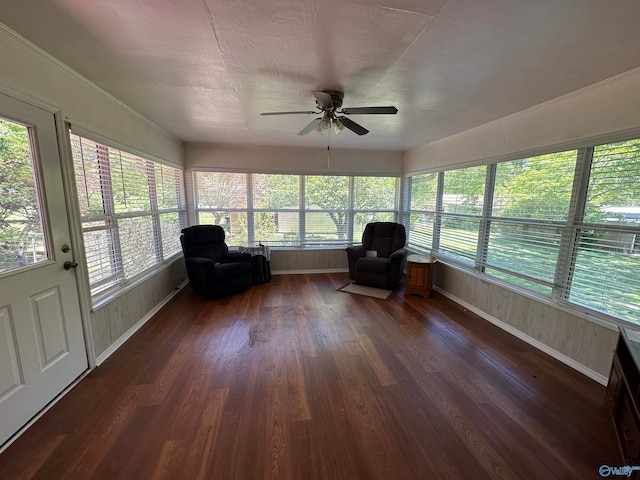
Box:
180, 225, 252, 298
345, 222, 408, 290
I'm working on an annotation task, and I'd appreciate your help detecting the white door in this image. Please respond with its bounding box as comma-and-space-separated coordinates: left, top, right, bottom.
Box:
0, 93, 88, 446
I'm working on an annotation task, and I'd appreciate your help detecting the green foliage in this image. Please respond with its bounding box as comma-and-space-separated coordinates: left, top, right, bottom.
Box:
0, 119, 43, 271
442, 166, 486, 214
585, 139, 640, 223
409, 173, 438, 211
494, 151, 576, 221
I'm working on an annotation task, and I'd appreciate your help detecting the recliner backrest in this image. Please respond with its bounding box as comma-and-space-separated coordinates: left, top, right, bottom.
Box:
361, 222, 406, 258
180, 225, 229, 262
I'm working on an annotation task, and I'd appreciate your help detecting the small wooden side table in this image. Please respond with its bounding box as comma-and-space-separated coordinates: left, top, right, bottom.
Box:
405, 254, 434, 298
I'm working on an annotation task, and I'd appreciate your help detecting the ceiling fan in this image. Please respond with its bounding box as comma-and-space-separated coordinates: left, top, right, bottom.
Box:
260, 90, 398, 136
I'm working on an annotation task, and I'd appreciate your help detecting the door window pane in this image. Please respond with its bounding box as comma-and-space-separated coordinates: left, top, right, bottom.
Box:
0, 118, 48, 273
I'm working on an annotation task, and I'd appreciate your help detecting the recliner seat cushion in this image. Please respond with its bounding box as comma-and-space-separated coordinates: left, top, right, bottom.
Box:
356, 257, 389, 274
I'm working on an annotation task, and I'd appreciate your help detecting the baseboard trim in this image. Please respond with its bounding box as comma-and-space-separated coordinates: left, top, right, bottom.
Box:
271, 268, 348, 275
434, 286, 608, 386
95, 281, 187, 366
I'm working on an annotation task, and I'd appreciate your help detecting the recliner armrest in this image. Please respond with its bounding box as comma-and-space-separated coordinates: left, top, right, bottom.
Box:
389, 248, 408, 263
345, 245, 367, 279
346, 245, 366, 257
226, 251, 252, 263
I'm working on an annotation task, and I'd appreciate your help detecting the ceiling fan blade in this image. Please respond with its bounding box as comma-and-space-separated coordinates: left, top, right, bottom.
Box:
260, 110, 317, 116
298, 118, 323, 135
341, 106, 398, 115
311, 91, 333, 110
338, 116, 369, 136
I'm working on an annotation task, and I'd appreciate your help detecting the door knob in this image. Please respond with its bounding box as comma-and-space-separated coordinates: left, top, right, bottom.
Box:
63, 261, 79, 270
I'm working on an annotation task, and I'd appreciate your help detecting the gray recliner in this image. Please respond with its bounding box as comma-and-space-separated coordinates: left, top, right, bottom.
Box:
345, 222, 408, 289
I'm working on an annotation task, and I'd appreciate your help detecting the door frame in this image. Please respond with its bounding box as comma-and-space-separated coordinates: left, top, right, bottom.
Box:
0, 86, 98, 453
0, 89, 95, 364
53, 112, 96, 368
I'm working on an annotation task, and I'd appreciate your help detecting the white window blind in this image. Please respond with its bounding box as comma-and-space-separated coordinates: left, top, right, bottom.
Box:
404, 173, 438, 252
484, 151, 578, 294
402, 137, 640, 325
70, 133, 186, 299
566, 139, 640, 319
438, 166, 486, 264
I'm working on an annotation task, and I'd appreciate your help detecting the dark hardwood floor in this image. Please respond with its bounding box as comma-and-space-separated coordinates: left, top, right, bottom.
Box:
0, 273, 619, 479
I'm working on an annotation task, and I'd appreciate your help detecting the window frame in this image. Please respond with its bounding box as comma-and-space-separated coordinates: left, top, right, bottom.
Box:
70, 131, 187, 304
403, 137, 640, 327
192, 171, 400, 248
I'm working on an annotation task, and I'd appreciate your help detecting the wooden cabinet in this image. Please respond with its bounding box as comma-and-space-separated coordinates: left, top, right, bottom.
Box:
608, 327, 640, 471
404, 254, 434, 298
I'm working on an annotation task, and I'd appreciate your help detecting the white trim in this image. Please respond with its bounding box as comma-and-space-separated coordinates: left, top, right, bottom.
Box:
433, 286, 608, 386
95, 280, 188, 365
91, 256, 184, 311
271, 268, 348, 275
54, 114, 97, 368
0, 84, 59, 114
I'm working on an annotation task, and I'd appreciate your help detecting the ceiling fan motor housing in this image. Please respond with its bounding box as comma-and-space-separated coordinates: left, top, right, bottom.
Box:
320, 90, 344, 110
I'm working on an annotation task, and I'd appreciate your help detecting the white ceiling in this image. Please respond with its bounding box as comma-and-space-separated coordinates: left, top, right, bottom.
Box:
2, 0, 640, 152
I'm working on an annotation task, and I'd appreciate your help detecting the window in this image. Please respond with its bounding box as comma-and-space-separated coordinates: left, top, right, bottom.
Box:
439, 166, 486, 264
403, 137, 640, 325
485, 151, 578, 294
71, 134, 186, 299
194, 172, 248, 245
353, 176, 398, 241
0, 117, 48, 273
253, 174, 300, 246
305, 175, 349, 246
566, 139, 640, 320
193, 172, 399, 247
403, 173, 438, 253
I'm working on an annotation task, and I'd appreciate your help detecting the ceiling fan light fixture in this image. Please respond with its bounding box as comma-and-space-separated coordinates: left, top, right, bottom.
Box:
314, 114, 335, 134
333, 119, 345, 134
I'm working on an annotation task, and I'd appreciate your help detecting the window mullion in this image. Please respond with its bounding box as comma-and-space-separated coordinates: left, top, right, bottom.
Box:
476, 164, 496, 272
146, 161, 163, 262
554, 147, 593, 302
96, 143, 123, 282
347, 177, 355, 243
247, 174, 254, 244
433, 172, 444, 252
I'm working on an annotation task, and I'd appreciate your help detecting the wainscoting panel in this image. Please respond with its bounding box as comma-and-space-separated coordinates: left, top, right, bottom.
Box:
433, 263, 618, 378
270, 249, 348, 273
91, 259, 187, 358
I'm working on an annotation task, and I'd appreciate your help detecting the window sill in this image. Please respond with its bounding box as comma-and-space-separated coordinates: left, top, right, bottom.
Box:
91, 254, 184, 312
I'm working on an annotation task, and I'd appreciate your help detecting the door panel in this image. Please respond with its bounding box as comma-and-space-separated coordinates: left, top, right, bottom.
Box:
0, 93, 88, 447
30, 286, 69, 368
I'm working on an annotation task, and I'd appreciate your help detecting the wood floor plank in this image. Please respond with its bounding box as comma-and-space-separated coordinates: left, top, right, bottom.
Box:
0, 273, 619, 479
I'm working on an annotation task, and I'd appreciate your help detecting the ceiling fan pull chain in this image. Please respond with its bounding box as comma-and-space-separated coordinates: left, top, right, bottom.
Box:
327, 125, 332, 168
